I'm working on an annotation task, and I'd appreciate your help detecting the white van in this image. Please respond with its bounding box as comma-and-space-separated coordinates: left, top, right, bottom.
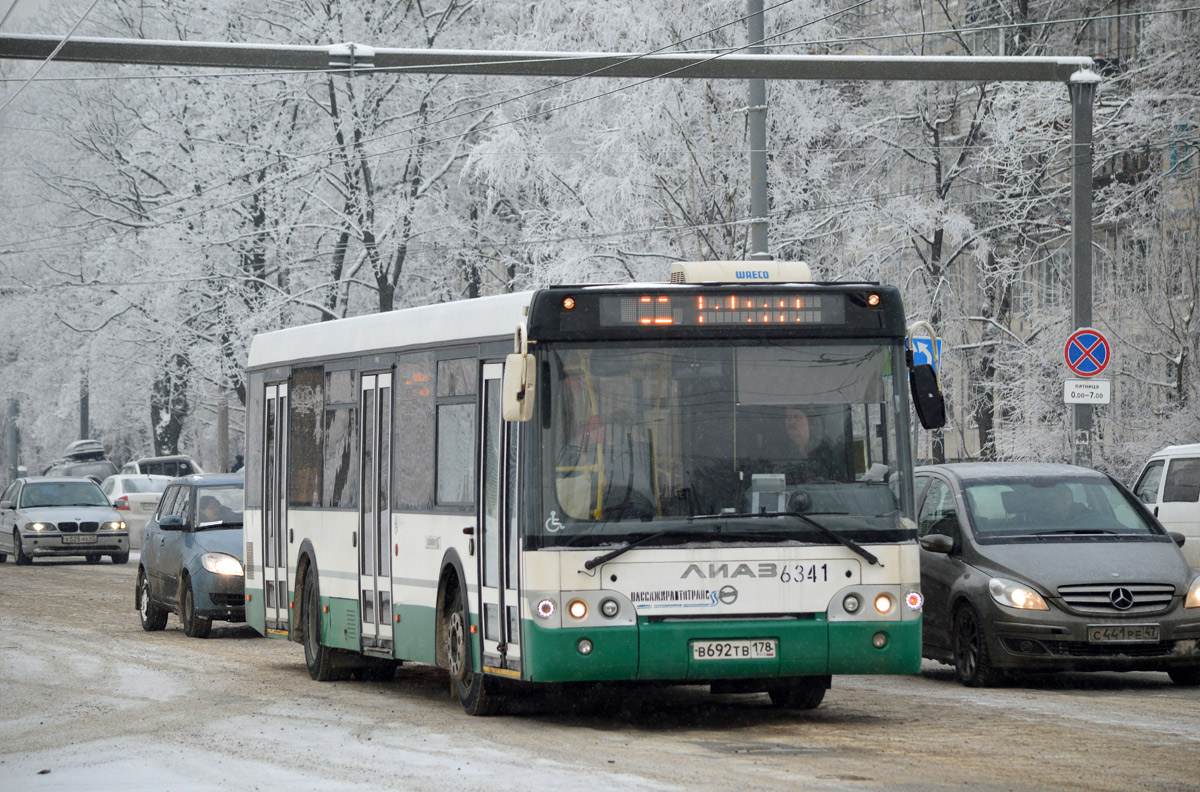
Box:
1132, 444, 1200, 569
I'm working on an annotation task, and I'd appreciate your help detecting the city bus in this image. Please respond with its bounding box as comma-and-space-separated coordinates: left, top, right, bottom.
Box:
242, 261, 944, 715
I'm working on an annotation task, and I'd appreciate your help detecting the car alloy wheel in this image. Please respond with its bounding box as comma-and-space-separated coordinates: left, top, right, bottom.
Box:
953, 604, 1002, 687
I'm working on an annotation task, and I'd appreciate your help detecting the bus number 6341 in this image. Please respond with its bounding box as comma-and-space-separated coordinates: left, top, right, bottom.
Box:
780, 563, 829, 584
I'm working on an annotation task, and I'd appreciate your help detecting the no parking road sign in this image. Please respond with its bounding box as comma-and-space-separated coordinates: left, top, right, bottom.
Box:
1064, 328, 1110, 377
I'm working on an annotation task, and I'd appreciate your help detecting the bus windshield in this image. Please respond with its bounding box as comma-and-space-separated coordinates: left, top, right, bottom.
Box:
536, 341, 910, 547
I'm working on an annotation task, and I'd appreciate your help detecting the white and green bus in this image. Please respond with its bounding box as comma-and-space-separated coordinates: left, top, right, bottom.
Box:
243, 261, 943, 715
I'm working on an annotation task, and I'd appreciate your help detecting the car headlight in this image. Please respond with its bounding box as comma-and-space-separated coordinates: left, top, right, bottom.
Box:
1186, 576, 1200, 610
200, 552, 244, 577
24, 521, 53, 532
988, 577, 1049, 611
103, 521, 127, 531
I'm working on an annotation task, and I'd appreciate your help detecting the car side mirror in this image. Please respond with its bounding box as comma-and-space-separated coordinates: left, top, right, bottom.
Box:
0, 500, 13, 510
1169, 531, 1186, 548
919, 533, 954, 554
159, 514, 184, 531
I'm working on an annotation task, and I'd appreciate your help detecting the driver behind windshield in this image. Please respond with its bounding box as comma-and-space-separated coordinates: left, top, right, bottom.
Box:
740, 405, 852, 484
197, 495, 236, 524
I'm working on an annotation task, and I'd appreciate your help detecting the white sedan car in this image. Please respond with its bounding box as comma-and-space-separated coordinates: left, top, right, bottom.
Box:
101, 475, 172, 544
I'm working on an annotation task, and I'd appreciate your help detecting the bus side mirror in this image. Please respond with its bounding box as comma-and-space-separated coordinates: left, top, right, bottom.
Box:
502, 353, 536, 422
909, 363, 946, 430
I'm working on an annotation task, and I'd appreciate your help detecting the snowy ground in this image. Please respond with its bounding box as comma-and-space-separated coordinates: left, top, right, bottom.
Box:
2, 556, 1198, 792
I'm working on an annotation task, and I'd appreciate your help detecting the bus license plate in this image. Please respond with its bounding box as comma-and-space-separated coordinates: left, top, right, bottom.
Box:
692, 639, 777, 660
61, 535, 97, 544
1087, 624, 1159, 643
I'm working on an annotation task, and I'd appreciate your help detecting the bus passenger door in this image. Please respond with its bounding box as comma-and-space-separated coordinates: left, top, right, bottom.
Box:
478, 364, 521, 674
263, 383, 290, 634
359, 372, 393, 653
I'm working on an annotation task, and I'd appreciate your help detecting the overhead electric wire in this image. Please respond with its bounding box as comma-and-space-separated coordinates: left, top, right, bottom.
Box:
1, 0, 870, 251
0, 0, 103, 116
773, 4, 1200, 51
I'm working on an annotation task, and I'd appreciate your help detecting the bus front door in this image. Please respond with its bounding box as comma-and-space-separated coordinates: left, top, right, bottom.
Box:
478, 364, 521, 675
263, 383, 289, 635
358, 372, 393, 653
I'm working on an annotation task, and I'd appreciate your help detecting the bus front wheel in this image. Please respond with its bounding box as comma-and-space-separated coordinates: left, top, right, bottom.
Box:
768, 676, 828, 710
445, 584, 503, 716
303, 570, 348, 681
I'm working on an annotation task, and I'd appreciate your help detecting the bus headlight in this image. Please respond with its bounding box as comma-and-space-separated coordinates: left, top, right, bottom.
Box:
536, 599, 556, 619
905, 591, 924, 611
600, 598, 620, 618
873, 593, 894, 614
567, 599, 588, 620
842, 594, 862, 614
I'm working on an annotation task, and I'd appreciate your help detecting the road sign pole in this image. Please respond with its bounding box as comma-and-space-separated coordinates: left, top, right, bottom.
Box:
1069, 74, 1098, 467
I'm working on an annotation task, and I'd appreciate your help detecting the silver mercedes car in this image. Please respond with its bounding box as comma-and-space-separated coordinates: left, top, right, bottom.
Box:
0, 477, 130, 564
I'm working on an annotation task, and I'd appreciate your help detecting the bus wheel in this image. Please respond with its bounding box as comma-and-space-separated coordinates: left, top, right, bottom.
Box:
768, 676, 828, 710
445, 585, 502, 716
302, 570, 344, 681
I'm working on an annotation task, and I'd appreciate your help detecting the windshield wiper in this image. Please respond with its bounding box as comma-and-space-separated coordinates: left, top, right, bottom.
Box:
1029, 529, 1119, 536
670, 511, 882, 566
583, 527, 721, 571
582, 511, 883, 570
196, 520, 243, 530
775, 512, 882, 566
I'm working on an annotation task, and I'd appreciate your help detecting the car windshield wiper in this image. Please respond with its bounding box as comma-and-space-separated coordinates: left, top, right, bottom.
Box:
1028, 529, 1119, 536
196, 520, 243, 530
583, 527, 724, 571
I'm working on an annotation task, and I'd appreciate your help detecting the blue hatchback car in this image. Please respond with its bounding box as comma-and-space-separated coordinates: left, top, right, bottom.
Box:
135, 473, 245, 638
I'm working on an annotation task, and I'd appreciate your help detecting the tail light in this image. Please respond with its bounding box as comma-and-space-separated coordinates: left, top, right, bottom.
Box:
113, 496, 130, 510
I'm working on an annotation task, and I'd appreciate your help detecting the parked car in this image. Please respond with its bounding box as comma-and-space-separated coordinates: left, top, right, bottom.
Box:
41, 457, 120, 482
136, 473, 244, 638
121, 454, 203, 478
915, 462, 1200, 687
64, 439, 106, 459
100, 474, 173, 540
1132, 444, 1200, 569
0, 477, 130, 564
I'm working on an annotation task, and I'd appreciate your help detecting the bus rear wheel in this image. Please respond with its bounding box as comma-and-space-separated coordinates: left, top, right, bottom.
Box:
445, 584, 502, 716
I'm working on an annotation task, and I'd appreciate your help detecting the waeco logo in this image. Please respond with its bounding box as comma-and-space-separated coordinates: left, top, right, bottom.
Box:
736, 270, 771, 280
